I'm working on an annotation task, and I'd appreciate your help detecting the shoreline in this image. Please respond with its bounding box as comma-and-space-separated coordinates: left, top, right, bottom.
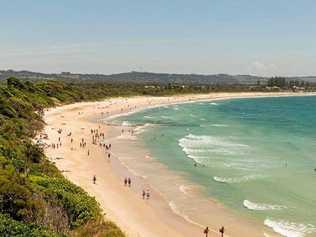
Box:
42, 92, 316, 237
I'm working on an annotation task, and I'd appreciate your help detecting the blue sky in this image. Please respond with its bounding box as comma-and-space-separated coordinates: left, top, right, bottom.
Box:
1, 0, 316, 76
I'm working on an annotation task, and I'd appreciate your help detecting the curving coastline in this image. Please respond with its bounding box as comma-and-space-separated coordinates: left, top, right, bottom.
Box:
43, 92, 316, 237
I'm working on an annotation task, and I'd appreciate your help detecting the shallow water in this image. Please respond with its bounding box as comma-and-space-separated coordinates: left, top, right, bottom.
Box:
114, 96, 316, 237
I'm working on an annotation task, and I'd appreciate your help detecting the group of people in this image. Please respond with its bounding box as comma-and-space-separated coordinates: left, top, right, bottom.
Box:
51, 136, 62, 149
203, 226, 225, 237
142, 189, 150, 200
102, 143, 111, 150
51, 142, 62, 149
124, 177, 132, 187
124, 178, 151, 200
79, 138, 87, 148
121, 128, 134, 136
91, 128, 105, 145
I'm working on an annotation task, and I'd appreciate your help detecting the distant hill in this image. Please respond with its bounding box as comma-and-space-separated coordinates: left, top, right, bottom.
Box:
1, 69, 315, 85
0, 70, 266, 85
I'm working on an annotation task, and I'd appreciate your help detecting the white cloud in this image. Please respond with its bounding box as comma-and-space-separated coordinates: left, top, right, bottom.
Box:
249, 61, 277, 76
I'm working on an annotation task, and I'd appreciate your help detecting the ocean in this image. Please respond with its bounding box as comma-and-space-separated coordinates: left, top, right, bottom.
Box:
113, 96, 316, 237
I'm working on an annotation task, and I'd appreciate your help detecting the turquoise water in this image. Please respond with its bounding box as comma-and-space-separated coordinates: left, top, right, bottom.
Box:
115, 96, 316, 237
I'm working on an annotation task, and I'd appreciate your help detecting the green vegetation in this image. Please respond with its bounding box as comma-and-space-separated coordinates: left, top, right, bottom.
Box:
267, 76, 311, 91
0, 77, 125, 237
0, 75, 313, 236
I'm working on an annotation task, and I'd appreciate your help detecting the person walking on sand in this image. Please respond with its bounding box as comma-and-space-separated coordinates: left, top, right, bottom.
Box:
142, 190, 146, 199
124, 177, 127, 186
88, 150, 90, 156
93, 175, 96, 184
204, 227, 209, 237
128, 177, 131, 187
219, 226, 225, 237
146, 189, 150, 199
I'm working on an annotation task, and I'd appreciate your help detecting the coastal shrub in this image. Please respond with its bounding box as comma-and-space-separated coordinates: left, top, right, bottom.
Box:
31, 176, 101, 228
0, 171, 47, 223
0, 214, 63, 237
71, 220, 125, 237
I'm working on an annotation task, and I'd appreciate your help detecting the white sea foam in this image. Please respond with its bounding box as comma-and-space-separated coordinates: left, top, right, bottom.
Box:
116, 134, 137, 140
211, 124, 228, 127
264, 218, 316, 237
263, 233, 272, 237
243, 200, 287, 211
213, 175, 260, 184
178, 134, 249, 162
210, 102, 219, 106
133, 123, 152, 135
143, 115, 154, 119
121, 121, 131, 126
179, 185, 191, 195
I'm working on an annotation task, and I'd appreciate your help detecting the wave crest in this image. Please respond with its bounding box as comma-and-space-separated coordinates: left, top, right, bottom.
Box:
243, 200, 286, 211
133, 123, 152, 135
178, 134, 249, 164
213, 175, 260, 184
264, 218, 316, 237
121, 121, 131, 126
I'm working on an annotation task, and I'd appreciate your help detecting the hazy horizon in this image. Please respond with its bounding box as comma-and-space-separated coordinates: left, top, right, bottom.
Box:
1, 0, 316, 77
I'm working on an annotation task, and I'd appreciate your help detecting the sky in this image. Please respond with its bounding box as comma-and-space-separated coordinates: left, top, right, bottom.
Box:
1, 0, 316, 76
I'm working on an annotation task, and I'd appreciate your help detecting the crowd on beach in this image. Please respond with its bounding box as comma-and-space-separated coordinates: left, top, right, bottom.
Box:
46, 110, 154, 205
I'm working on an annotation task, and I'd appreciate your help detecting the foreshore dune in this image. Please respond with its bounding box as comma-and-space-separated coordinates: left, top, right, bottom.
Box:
43, 92, 313, 237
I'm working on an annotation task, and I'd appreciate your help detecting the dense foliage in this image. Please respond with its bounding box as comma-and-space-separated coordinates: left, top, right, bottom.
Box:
0, 78, 125, 236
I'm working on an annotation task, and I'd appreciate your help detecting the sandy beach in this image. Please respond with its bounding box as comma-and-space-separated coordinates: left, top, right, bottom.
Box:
42, 92, 314, 237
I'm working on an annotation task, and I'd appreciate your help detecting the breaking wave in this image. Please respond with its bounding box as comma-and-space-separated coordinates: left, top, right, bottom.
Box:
133, 123, 152, 135
211, 124, 228, 127
121, 121, 131, 126
264, 218, 316, 237
243, 200, 287, 211
178, 134, 249, 163
213, 175, 260, 184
